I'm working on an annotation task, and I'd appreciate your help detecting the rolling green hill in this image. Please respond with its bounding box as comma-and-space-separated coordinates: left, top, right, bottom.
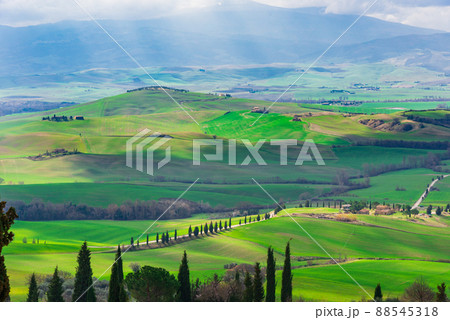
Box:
1, 88, 449, 302
5, 213, 450, 301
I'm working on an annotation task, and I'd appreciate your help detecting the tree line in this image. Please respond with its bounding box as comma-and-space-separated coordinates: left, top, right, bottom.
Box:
132, 214, 272, 247
23, 241, 448, 302
354, 139, 449, 150
24, 241, 294, 302
8, 198, 211, 221
8, 199, 274, 222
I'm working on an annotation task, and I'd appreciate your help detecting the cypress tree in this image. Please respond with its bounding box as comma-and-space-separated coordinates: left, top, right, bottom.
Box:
229, 217, 232, 228
244, 216, 247, 224
219, 221, 223, 231
257, 214, 260, 221
175, 229, 178, 241
156, 232, 159, 243
266, 246, 276, 302
436, 207, 442, 216
130, 237, 134, 247
146, 234, 149, 245
194, 226, 199, 237
374, 283, 383, 302
200, 224, 203, 235
436, 282, 447, 302
281, 241, 292, 302
214, 221, 218, 233
26, 273, 39, 302
188, 225, 192, 237
0, 201, 18, 302
209, 222, 213, 234
72, 241, 96, 302
47, 267, 64, 302
253, 262, 264, 302
204, 223, 208, 235
177, 251, 191, 302
224, 221, 227, 230
166, 231, 169, 242
244, 271, 253, 302
108, 245, 127, 302
239, 219, 241, 225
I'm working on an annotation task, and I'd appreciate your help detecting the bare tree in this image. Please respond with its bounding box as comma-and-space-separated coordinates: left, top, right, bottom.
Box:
401, 277, 435, 302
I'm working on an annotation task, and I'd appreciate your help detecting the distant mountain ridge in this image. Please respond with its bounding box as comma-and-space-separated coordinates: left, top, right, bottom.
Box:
0, 2, 447, 75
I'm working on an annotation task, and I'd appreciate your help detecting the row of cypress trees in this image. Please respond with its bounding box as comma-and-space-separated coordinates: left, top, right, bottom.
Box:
27, 241, 97, 302
27, 241, 292, 302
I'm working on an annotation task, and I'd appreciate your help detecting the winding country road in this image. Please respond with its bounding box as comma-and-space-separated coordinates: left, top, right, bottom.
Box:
411, 174, 449, 210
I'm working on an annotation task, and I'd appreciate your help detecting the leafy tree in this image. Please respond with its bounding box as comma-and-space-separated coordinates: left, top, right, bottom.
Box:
47, 267, 64, 302
0, 201, 18, 301
194, 226, 199, 237
374, 283, 383, 302
72, 241, 96, 302
177, 251, 191, 302
243, 272, 253, 302
349, 200, 366, 213
125, 266, 178, 302
26, 273, 39, 302
253, 262, 264, 302
445, 204, 450, 212
108, 245, 127, 302
436, 206, 442, 216
281, 241, 292, 302
188, 225, 192, 238
266, 246, 276, 302
436, 282, 447, 302
427, 205, 432, 215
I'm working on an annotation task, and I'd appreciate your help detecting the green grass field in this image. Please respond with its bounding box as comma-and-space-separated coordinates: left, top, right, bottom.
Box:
1, 87, 449, 302
4, 214, 450, 301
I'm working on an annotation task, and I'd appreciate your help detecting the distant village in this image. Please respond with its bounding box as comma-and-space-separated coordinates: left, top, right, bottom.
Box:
42, 114, 84, 122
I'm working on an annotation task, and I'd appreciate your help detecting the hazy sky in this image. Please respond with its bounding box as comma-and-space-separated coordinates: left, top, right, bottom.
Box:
0, 0, 449, 31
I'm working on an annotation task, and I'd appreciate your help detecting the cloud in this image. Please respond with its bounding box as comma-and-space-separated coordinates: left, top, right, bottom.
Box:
0, 0, 449, 31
